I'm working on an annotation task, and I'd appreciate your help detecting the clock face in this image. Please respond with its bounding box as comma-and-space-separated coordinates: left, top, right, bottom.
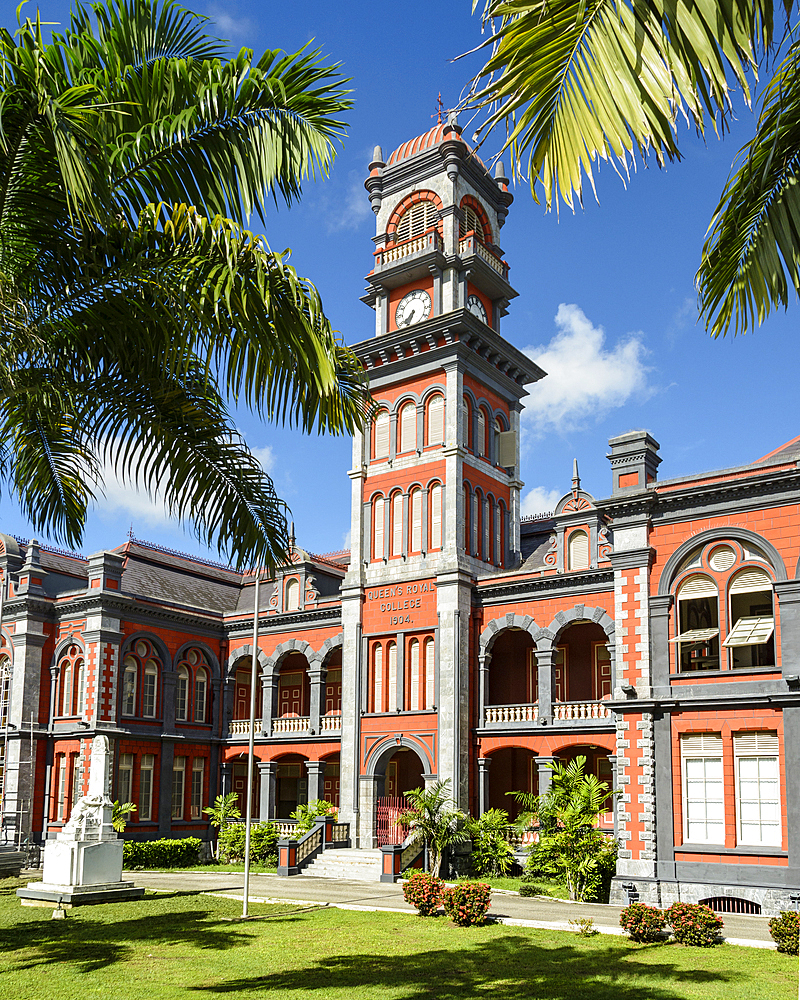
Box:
467, 294, 488, 324
395, 289, 432, 328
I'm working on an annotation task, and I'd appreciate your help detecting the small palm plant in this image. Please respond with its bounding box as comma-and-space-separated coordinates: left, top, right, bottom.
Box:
398, 779, 468, 878
112, 800, 137, 833
203, 792, 242, 829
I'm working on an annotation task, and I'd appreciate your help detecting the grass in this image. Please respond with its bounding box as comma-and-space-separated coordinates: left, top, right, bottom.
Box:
0, 877, 795, 1000
464, 875, 571, 898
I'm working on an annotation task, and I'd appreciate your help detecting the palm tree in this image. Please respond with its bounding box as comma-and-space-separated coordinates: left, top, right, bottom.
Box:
398, 779, 469, 878
202, 791, 242, 829
464, 0, 798, 337
0, 0, 369, 569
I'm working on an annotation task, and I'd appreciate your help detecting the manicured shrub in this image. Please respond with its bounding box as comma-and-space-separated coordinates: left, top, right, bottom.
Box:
518, 881, 541, 897
217, 822, 279, 865
466, 809, 515, 877
441, 880, 492, 926
769, 911, 799, 955
666, 902, 723, 947
403, 870, 443, 916
619, 902, 667, 943
122, 837, 201, 869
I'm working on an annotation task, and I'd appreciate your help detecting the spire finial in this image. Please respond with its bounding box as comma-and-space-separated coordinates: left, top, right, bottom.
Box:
127, 523, 135, 541
432, 92, 443, 125
572, 458, 581, 494
289, 520, 296, 550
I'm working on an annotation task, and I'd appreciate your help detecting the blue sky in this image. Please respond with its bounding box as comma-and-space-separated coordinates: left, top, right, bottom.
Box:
1, 0, 797, 562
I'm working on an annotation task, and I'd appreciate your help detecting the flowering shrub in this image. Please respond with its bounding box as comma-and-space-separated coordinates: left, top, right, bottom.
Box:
403, 871, 443, 916
619, 902, 667, 943
666, 902, 723, 947
769, 911, 800, 955
441, 881, 492, 926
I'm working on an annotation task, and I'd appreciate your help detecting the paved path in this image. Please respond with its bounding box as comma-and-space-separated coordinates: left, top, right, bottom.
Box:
130, 870, 775, 947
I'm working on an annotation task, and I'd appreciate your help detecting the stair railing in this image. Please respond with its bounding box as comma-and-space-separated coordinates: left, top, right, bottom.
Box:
276, 816, 350, 876
380, 831, 424, 883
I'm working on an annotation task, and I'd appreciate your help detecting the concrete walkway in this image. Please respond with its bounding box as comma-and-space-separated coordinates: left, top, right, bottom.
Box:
129, 870, 775, 948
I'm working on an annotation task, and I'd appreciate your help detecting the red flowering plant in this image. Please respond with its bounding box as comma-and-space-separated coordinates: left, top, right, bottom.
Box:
666, 902, 723, 947
402, 870, 443, 916
441, 881, 492, 926
619, 902, 667, 943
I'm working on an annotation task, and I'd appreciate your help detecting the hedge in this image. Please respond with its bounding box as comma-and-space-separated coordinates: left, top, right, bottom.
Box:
123, 837, 202, 869
769, 911, 799, 955
217, 822, 279, 865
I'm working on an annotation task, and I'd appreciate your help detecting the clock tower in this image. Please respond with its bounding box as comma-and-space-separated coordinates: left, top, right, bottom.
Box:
338, 114, 545, 847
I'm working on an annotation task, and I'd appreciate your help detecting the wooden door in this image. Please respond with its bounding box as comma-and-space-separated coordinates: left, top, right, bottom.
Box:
232, 764, 248, 814
527, 649, 538, 703
234, 671, 250, 720
323, 763, 340, 807
593, 642, 612, 700
554, 646, 567, 702
279, 671, 303, 716
385, 760, 398, 798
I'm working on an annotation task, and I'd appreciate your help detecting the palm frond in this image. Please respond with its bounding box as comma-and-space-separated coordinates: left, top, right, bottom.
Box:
464, 0, 775, 212
698, 39, 800, 336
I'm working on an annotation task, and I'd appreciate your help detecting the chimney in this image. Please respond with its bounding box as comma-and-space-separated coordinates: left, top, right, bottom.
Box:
607, 431, 661, 494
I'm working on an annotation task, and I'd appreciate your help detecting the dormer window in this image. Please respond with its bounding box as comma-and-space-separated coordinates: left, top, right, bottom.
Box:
568, 529, 589, 571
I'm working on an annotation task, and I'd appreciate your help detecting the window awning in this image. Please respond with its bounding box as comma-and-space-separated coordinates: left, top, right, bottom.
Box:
669, 628, 720, 644
723, 617, 774, 647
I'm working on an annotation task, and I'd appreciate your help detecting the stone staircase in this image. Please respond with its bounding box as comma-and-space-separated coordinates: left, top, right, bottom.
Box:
302, 848, 383, 882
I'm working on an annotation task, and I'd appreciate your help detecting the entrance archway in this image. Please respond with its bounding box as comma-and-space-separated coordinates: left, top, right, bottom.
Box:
361, 738, 431, 847
384, 748, 425, 798
274, 753, 308, 818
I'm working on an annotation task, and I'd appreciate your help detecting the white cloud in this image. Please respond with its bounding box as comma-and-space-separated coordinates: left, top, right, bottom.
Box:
522, 304, 652, 437
250, 445, 276, 476
206, 5, 253, 40
521, 486, 562, 517
342, 529, 352, 550
323, 172, 373, 233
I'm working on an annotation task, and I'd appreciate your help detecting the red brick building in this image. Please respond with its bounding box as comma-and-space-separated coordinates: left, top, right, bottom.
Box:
1, 116, 798, 915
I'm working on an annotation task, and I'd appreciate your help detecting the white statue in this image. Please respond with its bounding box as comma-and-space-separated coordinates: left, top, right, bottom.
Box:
60, 736, 114, 842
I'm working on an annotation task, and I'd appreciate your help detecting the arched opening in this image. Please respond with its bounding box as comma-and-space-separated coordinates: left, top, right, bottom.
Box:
554, 744, 615, 829
370, 742, 429, 846
275, 753, 308, 818
487, 747, 536, 821
232, 660, 252, 721
324, 649, 342, 717
321, 752, 340, 807
488, 629, 536, 709
277, 652, 311, 719
554, 622, 612, 706
384, 748, 425, 798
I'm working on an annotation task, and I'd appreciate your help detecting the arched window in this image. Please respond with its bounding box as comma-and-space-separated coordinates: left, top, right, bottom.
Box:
674, 575, 720, 672
410, 488, 423, 552
463, 484, 470, 551
409, 639, 420, 711
399, 402, 416, 453
373, 496, 385, 560
373, 644, 383, 713
57, 644, 84, 717
472, 489, 481, 556
424, 638, 435, 709
285, 578, 300, 612
494, 502, 503, 565
392, 492, 404, 556
374, 409, 390, 460
568, 529, 590, 571
387, 642, 398, 711
725, 568, 775, 668
121, 639, 162, 718
396, 200, 439, 241
460, 204, 486, 241
176, 666, 190, 721
460, 396, 471, 450
427, 394, 444, 446
493, 417, 503, 463
430, 483, 442, 550
476, 408, 487, 458
194, 668, 208, 723
483, 496, 492, 561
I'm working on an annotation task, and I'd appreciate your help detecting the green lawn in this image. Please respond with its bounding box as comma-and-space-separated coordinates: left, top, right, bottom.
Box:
0, 877, 795, 1000
463, 875, 570, 898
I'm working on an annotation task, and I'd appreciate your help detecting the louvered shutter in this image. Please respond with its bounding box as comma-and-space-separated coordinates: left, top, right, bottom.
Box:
424, 638, 435, 709
428, 395, 444, 445
430, 485, 442, 549
373, 499, 384, 560
476, 409, 486, 457
411, 490, 422, 551
400, 403, 416, 453
729, 569, 773, 593
373, 645, 382, 713
677, 575, 717, 599
392, 493, 404, 555
375, 411, 389, 459
681, 734, 723, 756
568, 530, 589, 571
409, 640, 420, 711
388, 643, 397, 711
733, 732, 779, 755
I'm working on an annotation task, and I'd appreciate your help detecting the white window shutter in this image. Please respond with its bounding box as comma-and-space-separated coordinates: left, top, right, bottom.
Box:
729, 569, 773, 593
677, 575, 717, 599
388, 643, 397, 711
425, 638, 435, 709
392, 493, 404, 556
430, 485, 442, 549
409, 640, 420, 710
373, 645, 382, 713
428, 395, 444, 445
496, 430, 516, 467
375, 411, 389, 459
401, 404, 416, 453
374, 499, 384, 560
411, 490, 422, 551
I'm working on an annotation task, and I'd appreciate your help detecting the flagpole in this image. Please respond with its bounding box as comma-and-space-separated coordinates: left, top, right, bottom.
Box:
242, 567, 261, 919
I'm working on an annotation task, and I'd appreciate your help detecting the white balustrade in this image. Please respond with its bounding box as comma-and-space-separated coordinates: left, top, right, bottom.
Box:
275, 821, 298, 838
378, 231, 441, 265
272, 716, 311, 734
458, 236, 505, 275
484, 703, 539, 724
552, 700, 613, 721
229, 719, 262, 736
321, 714, 342, 732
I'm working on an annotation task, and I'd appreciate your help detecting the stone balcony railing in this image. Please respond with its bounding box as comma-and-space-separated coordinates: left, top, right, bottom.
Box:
484, 699, 613, 726
229, 719, 263, 736
272, 716, 312, 735
320, 714, 342, 733
375, 230, 442, 267
458, 234, 508, 278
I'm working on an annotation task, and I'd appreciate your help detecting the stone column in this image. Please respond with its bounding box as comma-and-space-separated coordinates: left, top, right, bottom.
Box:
161, 671, 177, 734
537, 756, 556, 797
608, 754, 619, 840
220, 762, 232, 798
477, 757, 491, 815
221, 673, 235, 738
358, 774, 381, 848
305, 760, 326, 804
158, 740, 176, 835
436, 574, 473, 809
535, 648, 555, 722
258, 761, 277, 822
308, 665, 326, 734
261, 672, 279, 736
478, 653, 491, 726
649, 595, 673, 695
339, 585, 364, 839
